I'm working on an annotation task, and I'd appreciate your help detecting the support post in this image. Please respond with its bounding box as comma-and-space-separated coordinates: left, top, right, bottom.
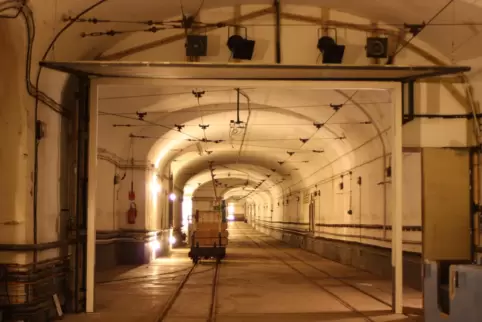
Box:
86, 80, 99, 313
392, 83, 404, 314
274, 0, 281, 63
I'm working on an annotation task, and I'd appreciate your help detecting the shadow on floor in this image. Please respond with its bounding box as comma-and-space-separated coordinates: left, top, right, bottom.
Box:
95, 266, 142, 284
215, 309, 421, 322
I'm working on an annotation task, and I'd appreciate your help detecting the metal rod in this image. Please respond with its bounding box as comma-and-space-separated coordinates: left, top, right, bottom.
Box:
236, 88, 240, 123
207, 263, 220, 321
156, 264, 197, 321
100, 7, 274, 60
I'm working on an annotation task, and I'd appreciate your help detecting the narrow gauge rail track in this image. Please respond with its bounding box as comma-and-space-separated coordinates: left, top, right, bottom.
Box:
258, 234, 394, 308
156, 262, 220, 322
242, 231, 377, 322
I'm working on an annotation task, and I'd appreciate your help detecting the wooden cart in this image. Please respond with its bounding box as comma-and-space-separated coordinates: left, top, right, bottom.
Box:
188, 201, 228, 263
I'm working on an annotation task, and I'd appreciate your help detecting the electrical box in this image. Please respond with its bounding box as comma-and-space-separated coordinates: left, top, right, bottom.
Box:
186, 35, 208, 57
366, 37, 388, 58
422, 148, 471, 261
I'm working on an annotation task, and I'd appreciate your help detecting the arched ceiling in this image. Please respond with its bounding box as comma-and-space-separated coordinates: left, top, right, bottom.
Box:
19, 0, 477, 200
185, 164, 284, 197
97, 85, 390, 196
37, 0, 482, 64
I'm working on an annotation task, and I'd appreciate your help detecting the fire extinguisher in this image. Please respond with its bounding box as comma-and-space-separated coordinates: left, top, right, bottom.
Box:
127, 202, 137, 224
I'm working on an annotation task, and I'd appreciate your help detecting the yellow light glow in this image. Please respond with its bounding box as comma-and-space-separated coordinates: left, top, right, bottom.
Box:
151, 173, 161, 196
149, 240, 160, 251
169, 236, 177, 245
184, 185, 195, 195
154, 140, 178, 169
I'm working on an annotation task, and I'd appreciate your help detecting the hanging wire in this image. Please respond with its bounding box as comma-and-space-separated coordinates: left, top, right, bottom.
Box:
0, 0, 24, 18
0, 2, 65, 115
80, 25, 174, 37
99, 111, 204, 141
392, 0, 455, 59
276, 90, 357, 166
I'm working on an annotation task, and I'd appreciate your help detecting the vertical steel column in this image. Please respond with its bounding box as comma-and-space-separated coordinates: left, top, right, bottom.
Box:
72, 78, 90, 313
86, 80, 99, 313
274, 0, 281, 63
392, 84, 404, 314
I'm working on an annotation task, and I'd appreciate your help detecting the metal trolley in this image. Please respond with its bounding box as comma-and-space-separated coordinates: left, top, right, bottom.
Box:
188, 200, 228, 263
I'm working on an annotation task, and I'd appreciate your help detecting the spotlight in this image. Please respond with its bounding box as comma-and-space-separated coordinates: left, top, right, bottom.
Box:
227, 34, 255, 60
366, 37, 388, 59
317, 36, 345, 64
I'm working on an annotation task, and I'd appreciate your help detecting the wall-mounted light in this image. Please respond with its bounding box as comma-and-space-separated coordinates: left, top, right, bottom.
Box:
169, 193, 177, 201
227, 26, 255, 60
317, 28, 345, 64
169, 236, 177, 245
149, 240, 160, 251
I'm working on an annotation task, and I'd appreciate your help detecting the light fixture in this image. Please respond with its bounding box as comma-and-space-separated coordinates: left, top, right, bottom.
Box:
317, 30, 345, 64
366, 37, 388, 59
169, 236, 177, 245
169, 193, 177, 201
186, 34, 208, 57
227, 27, 255, 60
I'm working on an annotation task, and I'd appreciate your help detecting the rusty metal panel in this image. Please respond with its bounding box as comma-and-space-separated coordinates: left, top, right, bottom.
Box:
422, 148, 471, 261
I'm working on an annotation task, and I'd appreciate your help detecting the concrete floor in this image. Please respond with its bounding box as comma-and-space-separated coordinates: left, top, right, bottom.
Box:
64, 223, 423, 322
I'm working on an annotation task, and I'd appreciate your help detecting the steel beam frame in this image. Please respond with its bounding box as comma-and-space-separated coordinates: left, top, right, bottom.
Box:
86, 80, 99, 313
83, 77, 404, 314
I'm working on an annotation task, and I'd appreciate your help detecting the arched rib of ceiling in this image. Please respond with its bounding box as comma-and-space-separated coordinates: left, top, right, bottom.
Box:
193, 180, 268, 199
129, 98, 365, 165
176, 157, 291, 189
50, 0, 482, 63
184, 165, 283, 197
119, 90, 386, 176
223, 186, 272, 203
97, 86, 391, 202
99, 99, 353, 169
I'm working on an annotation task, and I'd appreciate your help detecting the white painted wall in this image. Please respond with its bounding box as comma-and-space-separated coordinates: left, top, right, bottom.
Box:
95, 160, 117, 231
0, 18, 32, 262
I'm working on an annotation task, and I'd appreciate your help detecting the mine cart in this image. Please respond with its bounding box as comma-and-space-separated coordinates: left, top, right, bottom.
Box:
188, 200, 228, 263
